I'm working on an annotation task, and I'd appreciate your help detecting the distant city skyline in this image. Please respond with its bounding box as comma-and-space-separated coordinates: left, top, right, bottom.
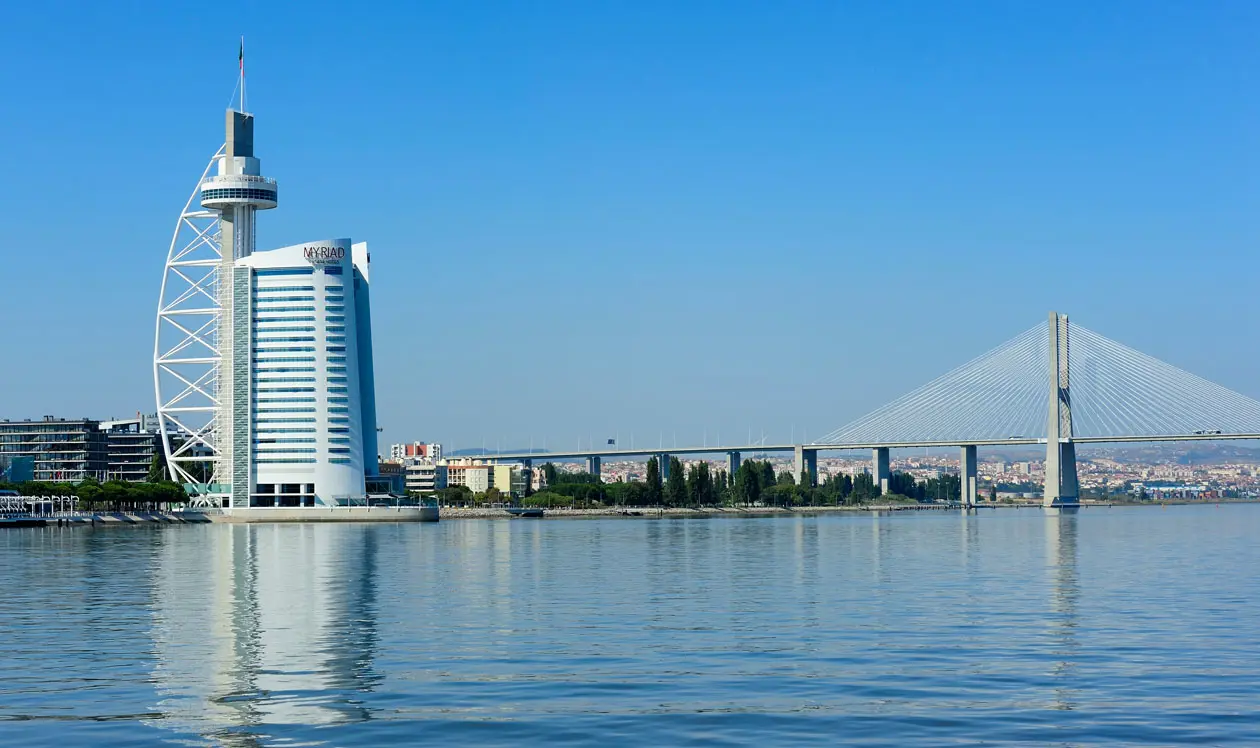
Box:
2, 1, 1258, 450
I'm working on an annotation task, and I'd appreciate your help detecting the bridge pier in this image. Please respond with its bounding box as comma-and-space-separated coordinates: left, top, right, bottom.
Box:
586, 455, 601, 480
793, 446, 818, 487
1044, 311, 1080, 508
960, 445, 977, 507
727, 450, 741, 478
657, 454, 670, 479
873, 447, 890, 494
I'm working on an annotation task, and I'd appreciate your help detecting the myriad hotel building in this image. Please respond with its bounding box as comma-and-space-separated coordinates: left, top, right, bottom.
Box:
155, 108, 381, 511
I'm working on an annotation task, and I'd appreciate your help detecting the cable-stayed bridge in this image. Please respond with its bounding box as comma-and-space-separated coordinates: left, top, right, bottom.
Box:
485, 312, 1260, 508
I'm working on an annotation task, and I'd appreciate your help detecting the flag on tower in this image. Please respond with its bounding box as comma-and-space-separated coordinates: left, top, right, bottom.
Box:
239, 39, 244, 71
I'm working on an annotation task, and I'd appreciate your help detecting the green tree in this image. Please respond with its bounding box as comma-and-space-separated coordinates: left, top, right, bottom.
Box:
542, 462, 559, 487
988, 484, 997, 502
698, 463, 715, 506
735, 461, 761, 506
645, 457, 663, 506
759, 461, 776, 492
147, 447, 170, 484
665, 456, 686, 507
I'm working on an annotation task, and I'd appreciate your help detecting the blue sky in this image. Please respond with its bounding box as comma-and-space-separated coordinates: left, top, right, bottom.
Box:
1, 1, 1258, 451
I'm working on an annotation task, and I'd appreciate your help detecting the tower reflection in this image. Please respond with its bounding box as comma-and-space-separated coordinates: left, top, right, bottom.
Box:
149, 524, 382, 744
1044, 510, 1080, 711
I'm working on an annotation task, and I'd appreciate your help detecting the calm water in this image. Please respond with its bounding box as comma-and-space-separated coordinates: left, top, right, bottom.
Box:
1, 506, 1258, 746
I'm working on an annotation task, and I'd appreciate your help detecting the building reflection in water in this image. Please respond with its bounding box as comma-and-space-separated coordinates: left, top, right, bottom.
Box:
148, 524, 382, 744
1045, 510, 1080, 711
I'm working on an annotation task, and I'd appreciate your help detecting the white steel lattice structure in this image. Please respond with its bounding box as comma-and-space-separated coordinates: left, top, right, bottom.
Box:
154, 146, 228, 502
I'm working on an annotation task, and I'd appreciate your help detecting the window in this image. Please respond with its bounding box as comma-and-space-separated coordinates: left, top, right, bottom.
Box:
254, 447, 317, 453
330, 457, 352, 465
253, 305, 316, 312
323, 266, 343, 275
327, 366, 347, 373
328, 396, 349, 404
252, 346, 315, 353
325, 316, 346, 323
255, 407, 317, 413
329, 447, 351, 454
326, 295, 345, 303
256, 336, 316, 343
254, 367, 316, 373
329, 416, 350, 423
255, 387, 316, 393
328, 356, 347, 363
255, 286, 315, 293
326, 346, 346, 353
329, 437, 351, 444
253, 377, 315, 384
257, 458, 318, 464
327, 336, 346, 344
325, 326, 346, 334
326, 305, 345, 313
328, 377, 348, 384
255, 427, 316, 433
328, 386, 349, 393
328, 406, 350, 413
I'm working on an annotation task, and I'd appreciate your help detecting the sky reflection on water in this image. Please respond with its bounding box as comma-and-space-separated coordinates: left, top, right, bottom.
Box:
1, 506, 1257, 746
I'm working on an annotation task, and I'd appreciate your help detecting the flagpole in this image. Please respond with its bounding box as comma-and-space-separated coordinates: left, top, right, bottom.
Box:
239, 36, 246, 112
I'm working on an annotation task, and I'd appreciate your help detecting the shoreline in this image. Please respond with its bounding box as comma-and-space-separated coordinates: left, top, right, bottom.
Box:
434, 499, 1257, 520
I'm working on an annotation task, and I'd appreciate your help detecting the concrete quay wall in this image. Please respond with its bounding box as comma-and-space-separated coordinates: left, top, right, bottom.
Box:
212, 506, 439, 523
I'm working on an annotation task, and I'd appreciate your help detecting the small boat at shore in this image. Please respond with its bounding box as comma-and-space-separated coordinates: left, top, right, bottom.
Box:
506, 507, 545, 518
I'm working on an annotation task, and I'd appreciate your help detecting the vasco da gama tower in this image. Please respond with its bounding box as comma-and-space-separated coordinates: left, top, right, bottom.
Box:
154, 108, 378, 509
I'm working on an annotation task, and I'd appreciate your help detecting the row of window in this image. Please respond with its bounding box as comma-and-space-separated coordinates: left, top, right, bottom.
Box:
252, 397, 316, 403
255, 427, 316, 433
254, 438, 316, 444
255, 418, 315, 424
202, 187, 276, 201
256, 267, 312, 277
254, 357, 316, 364
257, 458, 317, 464
255, 286, 314, 293
327, 295, 344, 303
254, 377, 315, 383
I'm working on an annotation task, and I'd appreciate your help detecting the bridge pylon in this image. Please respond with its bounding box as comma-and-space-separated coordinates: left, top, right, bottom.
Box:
1044, 311, 1080, 508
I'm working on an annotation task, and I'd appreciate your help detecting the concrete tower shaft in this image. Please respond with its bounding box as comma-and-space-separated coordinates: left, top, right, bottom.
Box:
205, 110, 278, 506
